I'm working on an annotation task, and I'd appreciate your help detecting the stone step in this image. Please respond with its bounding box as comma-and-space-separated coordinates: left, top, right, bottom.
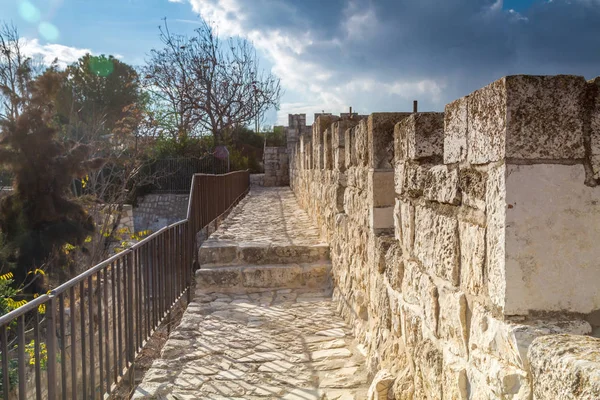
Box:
198, 243, 330, 267
195, 262, 332, 292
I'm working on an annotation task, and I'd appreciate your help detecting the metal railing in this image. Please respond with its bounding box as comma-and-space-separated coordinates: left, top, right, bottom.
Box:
0, 170, 250, 400
150, 156, 230, 194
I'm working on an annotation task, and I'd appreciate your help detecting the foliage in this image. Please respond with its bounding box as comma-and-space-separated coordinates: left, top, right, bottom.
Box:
55, 54, 144, 145
149, 134, 214, 159
264, 126, 286, 147
0, 68, 104, 291
144, 19, 282, 143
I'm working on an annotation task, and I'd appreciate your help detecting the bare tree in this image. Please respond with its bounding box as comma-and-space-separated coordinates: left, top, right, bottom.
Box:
0, 22, 44, 122
144, 19, 283, 143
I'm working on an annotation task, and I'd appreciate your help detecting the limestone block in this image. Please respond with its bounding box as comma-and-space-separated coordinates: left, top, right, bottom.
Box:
369, 169, 395, 207
323, 128, 333, 170
442, 363, 468, 400
393, 198, 402, 243
444, 96, 468, 164
401, 304, 423, 359
401, 261, 422, 306
437, 288, 468, 358
468, 75, 586, 164
370, 206, 394, 231
394, 161, 405, 196
459, 221, 485, 295
399, 200, 415, 255
402, 161, 427, 197
468, 350, 531, 400
415, 340, 443, 400
367, 369, 395, 400
423, 165, 460, 205
355, 120, 369, 167
529, 334, 600, 400
418, 274, 439, 335
469, 302, 591, 370
394, 112, 444, 162
504, 164, 600, 314
414, 206, 460, 285
589, 77, 600, 178
345, 126, 357, 168
467, 78, 507, 164
368, 113, 411, 169
458, 168, 487, 211
391, 365, 415, 400
485, 164, 506, 312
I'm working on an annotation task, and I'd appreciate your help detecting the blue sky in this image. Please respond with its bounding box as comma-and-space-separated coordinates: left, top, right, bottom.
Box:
2, 0, 600, 126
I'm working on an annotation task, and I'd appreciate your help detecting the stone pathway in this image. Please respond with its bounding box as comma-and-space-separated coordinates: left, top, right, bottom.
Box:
133, 288, 369, 399
134, 186, 370, 399
203, 186, 325, 247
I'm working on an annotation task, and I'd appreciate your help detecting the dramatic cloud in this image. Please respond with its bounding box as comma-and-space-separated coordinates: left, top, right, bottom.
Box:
180, 0, 600, 124
21, 38, 91, 68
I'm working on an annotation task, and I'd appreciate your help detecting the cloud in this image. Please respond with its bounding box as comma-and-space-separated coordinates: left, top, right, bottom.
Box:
21, 38, 91, 68
178, 0, 600, 124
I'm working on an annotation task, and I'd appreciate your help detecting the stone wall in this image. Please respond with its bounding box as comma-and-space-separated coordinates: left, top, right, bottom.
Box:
133, 194, 189, 233
289, 74, 600, 399
263, 147, 289, 187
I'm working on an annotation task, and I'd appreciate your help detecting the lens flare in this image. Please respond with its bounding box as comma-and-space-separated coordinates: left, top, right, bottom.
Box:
89, 56, 115, 77
38, 22, 60, 41
18, 1, 41, 23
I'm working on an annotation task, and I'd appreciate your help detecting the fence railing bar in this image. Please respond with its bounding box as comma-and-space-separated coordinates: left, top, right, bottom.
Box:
0, 171, 250, 400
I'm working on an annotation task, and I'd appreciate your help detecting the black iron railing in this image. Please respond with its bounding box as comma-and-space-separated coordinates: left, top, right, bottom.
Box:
0, 170, 250, 400
151, 156, 230, 194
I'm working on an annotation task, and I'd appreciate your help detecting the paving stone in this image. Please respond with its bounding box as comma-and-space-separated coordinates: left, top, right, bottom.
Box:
134, 289, 369, 399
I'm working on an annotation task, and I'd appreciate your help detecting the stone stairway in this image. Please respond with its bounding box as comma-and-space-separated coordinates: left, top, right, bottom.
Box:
196, 186, 333, 292
133, 186, 370, 399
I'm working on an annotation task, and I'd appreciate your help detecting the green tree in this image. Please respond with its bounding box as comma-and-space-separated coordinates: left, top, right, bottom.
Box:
56, 54, 144, 144
0, 68, 104, 291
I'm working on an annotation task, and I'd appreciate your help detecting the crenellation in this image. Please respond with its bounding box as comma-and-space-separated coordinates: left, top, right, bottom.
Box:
286, 73, 600, 400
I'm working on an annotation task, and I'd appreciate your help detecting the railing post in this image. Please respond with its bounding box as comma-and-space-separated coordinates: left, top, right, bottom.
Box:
46, 296, 57, 400
126, 251, 135, 371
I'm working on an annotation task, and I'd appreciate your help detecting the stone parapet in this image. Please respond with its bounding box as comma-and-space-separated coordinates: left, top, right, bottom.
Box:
285, 73, 600, 399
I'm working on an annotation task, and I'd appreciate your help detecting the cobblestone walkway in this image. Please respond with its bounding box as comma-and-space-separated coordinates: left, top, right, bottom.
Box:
134, 186, 370, 399
204, 186, 325, 247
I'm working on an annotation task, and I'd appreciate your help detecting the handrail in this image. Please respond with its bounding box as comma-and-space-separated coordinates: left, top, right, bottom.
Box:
0, 170, 251, 400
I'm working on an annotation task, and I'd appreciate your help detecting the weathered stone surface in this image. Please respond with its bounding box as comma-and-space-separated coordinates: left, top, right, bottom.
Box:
368, 169, 395, 207
401, 162, 427, 197
367, 369, 395, 400
485, 164, 506, 311
395, 112, 444, 162
384, 243, 403, 291
468, 350, 531, 400
458, 168, 487, 211
467, 78, 507, 164
444, 96, 468, 164
459, 221, 485, 295
401, 260, 423, 306
414, 206, 459, 285
415, 340, 443, 400
529, 334, 600, 400
437, 288, 468, 359
469, 302, 591, 370
442, 363, 468, 400
355, 120, 369, 167
135, 288, 370, 399
589, 77, 600, 179
369, 113, 411, 169
419, 274, 439, 335
468, 75, 586, 164
423, 165, 460, 205
264, 146, 290, 186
